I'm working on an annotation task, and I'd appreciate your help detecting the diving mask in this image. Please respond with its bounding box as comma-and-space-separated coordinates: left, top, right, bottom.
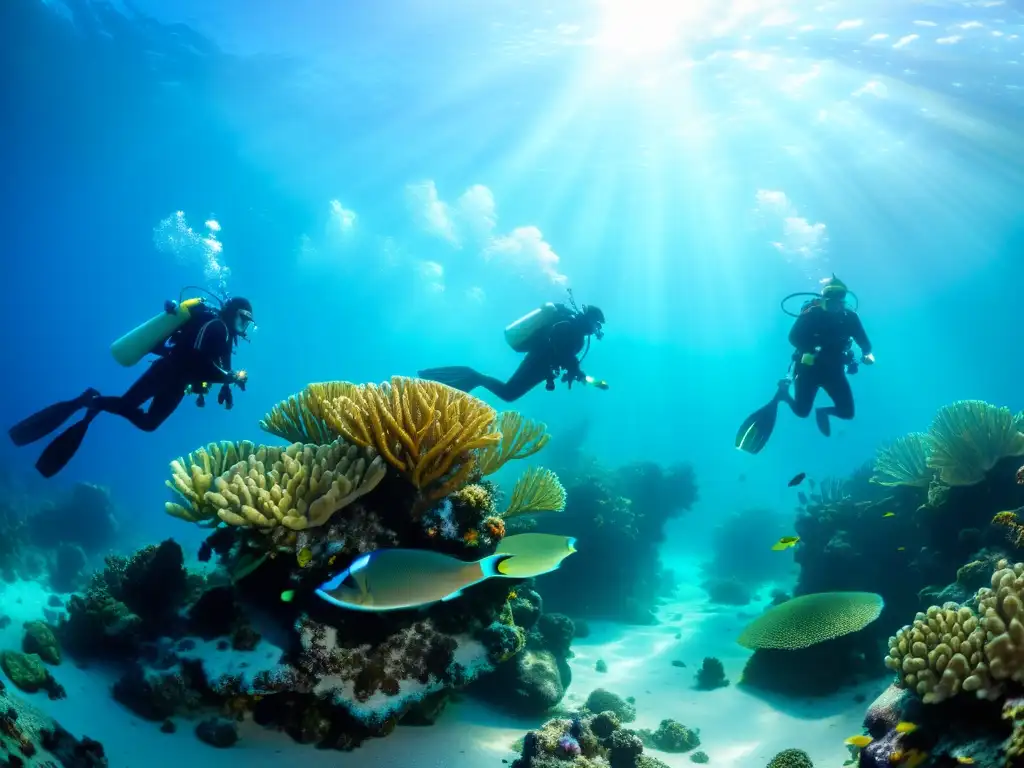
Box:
235, 310, 256, 337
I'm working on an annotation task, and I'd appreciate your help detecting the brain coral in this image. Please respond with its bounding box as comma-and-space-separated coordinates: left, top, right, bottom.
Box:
885, 560, 1024, 704
738, 592, 884, 650
766, 748, 813, 768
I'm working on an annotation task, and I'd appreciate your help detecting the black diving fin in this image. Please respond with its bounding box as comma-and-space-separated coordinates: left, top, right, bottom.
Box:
417, 366, 484, 393
34, 413, 97, 478
8, 389, 99, 447
735, 382, 790, 455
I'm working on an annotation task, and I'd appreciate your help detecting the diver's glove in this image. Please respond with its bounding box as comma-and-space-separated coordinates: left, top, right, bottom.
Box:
561, 370, 586, 389
218, 383, 234, 410
233, 370, 248, 391
862, 353, 875, 365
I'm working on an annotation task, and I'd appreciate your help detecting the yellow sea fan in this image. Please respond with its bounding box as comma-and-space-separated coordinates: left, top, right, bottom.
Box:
259, 382, 359, 445
502, 467, 566, 519
870, 433, 933, 487
926, 400, 1024, 486
737, 592, 884, 650
322, 376, 500, 501
477, 411, 550, 476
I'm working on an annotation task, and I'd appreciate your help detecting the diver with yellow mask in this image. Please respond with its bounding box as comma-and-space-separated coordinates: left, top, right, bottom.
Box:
735, 276, 874, 454
8, 289, 254, 477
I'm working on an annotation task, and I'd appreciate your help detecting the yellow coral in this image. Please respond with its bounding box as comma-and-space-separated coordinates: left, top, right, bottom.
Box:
738, 592, 884, 650
885, 560, 1024, 704
259, 382, 358, 445
322, 377, 500, 501
477, 411, 550, 476
993, 511, 1024, 547
502, 467, 566, 518
926, 400, 1024, 486
165, 440, 260, 524
204, 438, 386, 534
870, 433, 933, 487
884, 602, 991, 703
452, 483, 495, 514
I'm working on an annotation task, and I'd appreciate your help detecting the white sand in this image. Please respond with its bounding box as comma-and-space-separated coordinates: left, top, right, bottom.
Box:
0, 576, 882, 767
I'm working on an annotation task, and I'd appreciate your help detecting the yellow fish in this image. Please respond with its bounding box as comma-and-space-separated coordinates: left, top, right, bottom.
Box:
956, 758, 975, 765
895, 721, 917, 734
772, 536, 800, 551
297, 548, 313, 568
897, 547, 906, 551
883, 512, 896, 518
844, 735, 872, 747
495, 534, 577, 578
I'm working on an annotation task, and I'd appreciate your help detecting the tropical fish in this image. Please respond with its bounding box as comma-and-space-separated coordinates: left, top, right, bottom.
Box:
895, 722, 917, 734
897, 547, 906, 551
281, 548, 513, 612
296, 547, 313, 568
495, 533, 577, 578
788, 472, 807, 487
883, 512, 896, 518
956, 757, 974, 764
844, 735, 872, 747
772, 536, 800, 551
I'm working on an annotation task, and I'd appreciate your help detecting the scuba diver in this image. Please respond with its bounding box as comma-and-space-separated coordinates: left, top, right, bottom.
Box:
735, 275, 874, 454
419, 290, 607, 403
8, 290, 254, 478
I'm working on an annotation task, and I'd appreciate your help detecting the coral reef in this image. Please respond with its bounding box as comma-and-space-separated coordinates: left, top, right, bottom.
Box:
737, 592, 885, 698
0, 678, 106, 766
511, 708, 674, 768
524, 456, 698, 623
0, 651, 64, 699
694, 657, 728, 690
22, 621, 60, 665
28, 482, 118, 553
583, 688, 636, 722
56, 377, 573, 752
765, 749, 813, 767
637, 719, 700, 752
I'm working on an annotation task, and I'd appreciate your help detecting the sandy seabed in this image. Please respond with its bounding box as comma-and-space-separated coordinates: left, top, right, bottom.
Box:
0, 571, 880, 767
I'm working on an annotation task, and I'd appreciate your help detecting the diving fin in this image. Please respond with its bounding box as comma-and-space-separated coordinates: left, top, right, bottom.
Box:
8, 389, 99, 447
735, 388, 787, 455
34, 413, 96, 478
417, 366, 484, 394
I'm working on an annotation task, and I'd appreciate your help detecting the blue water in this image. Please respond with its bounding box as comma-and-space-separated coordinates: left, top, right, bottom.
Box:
3, 0, 1024, 763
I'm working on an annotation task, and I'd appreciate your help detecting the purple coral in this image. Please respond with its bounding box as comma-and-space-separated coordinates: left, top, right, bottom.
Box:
557, 734, 581, 757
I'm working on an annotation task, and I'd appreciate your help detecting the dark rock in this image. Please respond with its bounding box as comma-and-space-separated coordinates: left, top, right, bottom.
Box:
471, 648, 566, 715
595, 659, 608, 673
112, 664, 195, 721
573, 619, 591, 638
584, 689, 636, 722
231, 625, 260, 651
638, 719, 701, 752
195, 717, 239, 748
47, 595, 64, 608
536, 613, 575, 658
400, 690, 450, 725
51, 544, 87, 593
608, 729, 644, 768
187, 586, 238, 639
160, 719, 177, 734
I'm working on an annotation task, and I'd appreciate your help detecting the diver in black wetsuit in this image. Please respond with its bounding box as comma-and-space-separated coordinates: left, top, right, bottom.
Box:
419, 299, 606, 403
782, 276, 873, 435
8, 296, 254, 478
735, 276, 874, 454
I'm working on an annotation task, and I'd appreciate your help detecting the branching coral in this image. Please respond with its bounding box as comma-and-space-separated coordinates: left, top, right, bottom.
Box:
738, 592, 884, 650
871, 433, 933, 487
994, 511, 1024, 548
477, 411, 550, 476
321, 377, 501, 502
164, 440, 260, 524
503, 467, 567, 518
926, 400, 1024, 486
259, 381, 358, 444
204, 439, 386, 533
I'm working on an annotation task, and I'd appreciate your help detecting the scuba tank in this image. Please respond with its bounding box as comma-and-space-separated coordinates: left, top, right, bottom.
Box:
504, 302, 560, 353
110, 297, 204, 367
